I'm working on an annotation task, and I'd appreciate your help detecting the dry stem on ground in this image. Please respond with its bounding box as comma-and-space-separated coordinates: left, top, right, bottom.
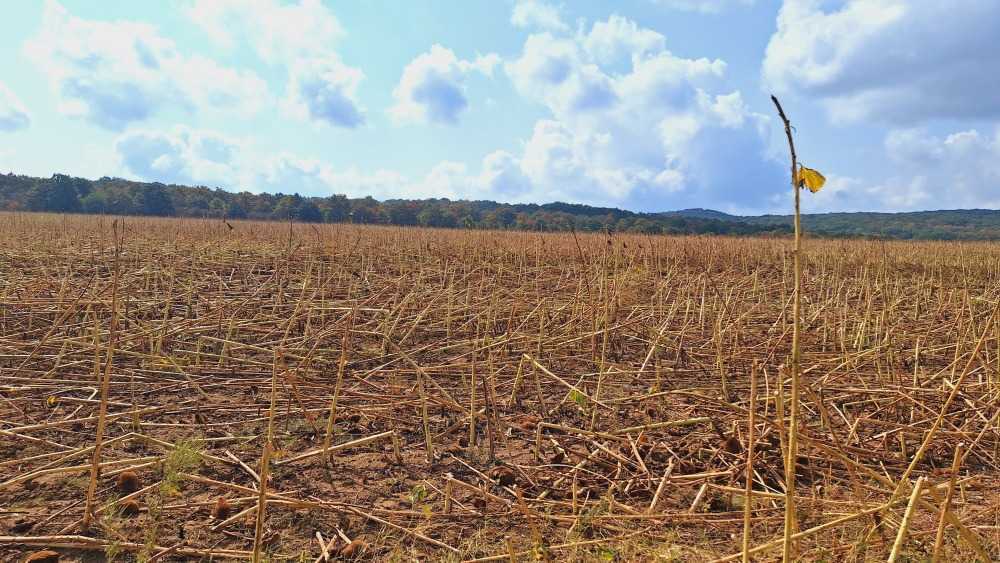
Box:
1, 213, 998, 561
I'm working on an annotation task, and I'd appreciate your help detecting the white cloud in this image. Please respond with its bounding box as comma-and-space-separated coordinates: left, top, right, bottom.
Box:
480, 150, 532, 197
25, 0, 269, 130
389, 45, 500, 125
795, 127, 1000, 213
185, 0, 344, 63
114, 126, 356, 197
0, 83, 30, 131
115, 126, 245, 187
582, 14, 666, 67
254, 154, 411, 198
283, 57, 365, 128
186, 0, 365, 128
506, 33, 619, 115
111, 118, 562, 203
652, 0, 756, 14
254, 154, 341, 196
252, 152, 527, 201
763, 0, 1000, 124
511, 1, 569, 32
501, 14, 782, 211
883, 127, 1000, 208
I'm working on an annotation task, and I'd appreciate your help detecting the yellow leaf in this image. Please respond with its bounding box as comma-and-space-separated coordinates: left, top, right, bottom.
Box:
797, 165, 826, 193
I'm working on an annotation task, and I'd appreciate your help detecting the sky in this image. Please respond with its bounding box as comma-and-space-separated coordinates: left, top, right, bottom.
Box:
1, 0, 999, 215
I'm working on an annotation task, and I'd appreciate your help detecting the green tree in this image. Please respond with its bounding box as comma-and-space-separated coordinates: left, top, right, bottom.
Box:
133, 183, 175, 216
417, 205, 445, 227
350, 197, 381, 224
321, 194, 350, 222
225, 201, 247, 219
273, 195, 298, 220
80, 191, 109, 214
297, 199, 323, 222
26, 176, 82, 212
208, 197, 226, 218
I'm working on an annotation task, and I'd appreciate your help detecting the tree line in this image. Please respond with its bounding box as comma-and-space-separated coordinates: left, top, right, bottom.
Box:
9, 172, 1000, 239
0, 173, 789, 236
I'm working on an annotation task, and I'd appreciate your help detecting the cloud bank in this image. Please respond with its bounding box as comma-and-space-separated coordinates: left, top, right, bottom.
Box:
25, 0, 269, 130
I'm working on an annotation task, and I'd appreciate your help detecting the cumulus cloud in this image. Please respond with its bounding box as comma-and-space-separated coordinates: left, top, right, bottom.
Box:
389, 45, 501, 125
499, 13, 783, 211
583, 15, 666, 67
112, 125, 448, 199
0, 83, 31, 131
117, 117, 1000, 215
185, 0, 344, 63
511, 1, 569, 32
110, 118, 560, 202
254, 152, 532, 201
882, 127, 1000, 208
283, 57, 365, 128
792, 127, 1000, 213
115, 127, 245, 187
506, 33, 621, 115
114, 127, 365, 197
25, 0, 269, 130
186, 0, 365, 128
763, 0, 1000, 124
252, 154, 412, 198
652, 0, 755, 13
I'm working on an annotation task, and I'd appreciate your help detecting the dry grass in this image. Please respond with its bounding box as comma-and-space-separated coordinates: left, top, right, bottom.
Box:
0, 212, 998, 561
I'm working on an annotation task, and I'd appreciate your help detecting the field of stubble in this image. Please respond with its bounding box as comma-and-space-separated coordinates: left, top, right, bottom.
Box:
1, 213, 998, 562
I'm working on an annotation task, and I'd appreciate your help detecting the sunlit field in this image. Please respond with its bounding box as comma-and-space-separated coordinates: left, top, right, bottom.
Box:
2, 213, 998, 561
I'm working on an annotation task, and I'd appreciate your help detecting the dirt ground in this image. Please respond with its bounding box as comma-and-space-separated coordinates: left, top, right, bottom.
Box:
1, 214, 998, 561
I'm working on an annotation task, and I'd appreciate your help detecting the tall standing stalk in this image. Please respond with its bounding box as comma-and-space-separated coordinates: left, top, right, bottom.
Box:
253, 348, 281, 562
323, 309, 355, 455
82, 220, 122, 531
931, 443, 964, 562
741, 361, 758, 563
771, 95, 801, 562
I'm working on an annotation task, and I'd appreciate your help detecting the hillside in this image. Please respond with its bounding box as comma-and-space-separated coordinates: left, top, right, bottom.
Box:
5, 172, 1000, 239
0, 173, 786, 237
736, 210, 1000, 240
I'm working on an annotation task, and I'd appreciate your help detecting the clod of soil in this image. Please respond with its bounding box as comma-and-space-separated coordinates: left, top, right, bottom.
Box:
721, 435, 742, 454
491, 466, 516, 487
339, 538, 368, 558
120, 499, 141, 517
712, 421, 743, 454
116, 471, 140, 494
211, 497, 232, 520
24, 550, 60, 563
513, 415, 540, 432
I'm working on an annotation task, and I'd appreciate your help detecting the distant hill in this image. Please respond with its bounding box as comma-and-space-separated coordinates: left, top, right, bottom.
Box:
659, 208, 740, 221
4, 172, 1000, 240
737, 209, 1000, 240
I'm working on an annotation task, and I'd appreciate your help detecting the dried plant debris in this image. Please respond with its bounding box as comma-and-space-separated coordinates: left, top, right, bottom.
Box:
0, 214, 997, 561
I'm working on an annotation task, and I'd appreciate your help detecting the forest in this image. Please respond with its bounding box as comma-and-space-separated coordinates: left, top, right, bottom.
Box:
6, 172, 1000, 240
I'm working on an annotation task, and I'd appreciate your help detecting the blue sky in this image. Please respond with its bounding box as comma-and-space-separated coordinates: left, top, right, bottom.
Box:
1, 0, 999, 214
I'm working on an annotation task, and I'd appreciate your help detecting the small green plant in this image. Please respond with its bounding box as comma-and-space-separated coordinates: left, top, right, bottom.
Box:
161, 437, 203, 496
138, 438, 203, 563
138, 495, 162, 563
596, 546, 618, 561
408, 483, 428, 508
105, 539, 123, 561
101, 505, 125, 559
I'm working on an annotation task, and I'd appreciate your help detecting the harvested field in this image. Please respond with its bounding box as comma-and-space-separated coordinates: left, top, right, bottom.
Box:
1, 212, 999, 561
